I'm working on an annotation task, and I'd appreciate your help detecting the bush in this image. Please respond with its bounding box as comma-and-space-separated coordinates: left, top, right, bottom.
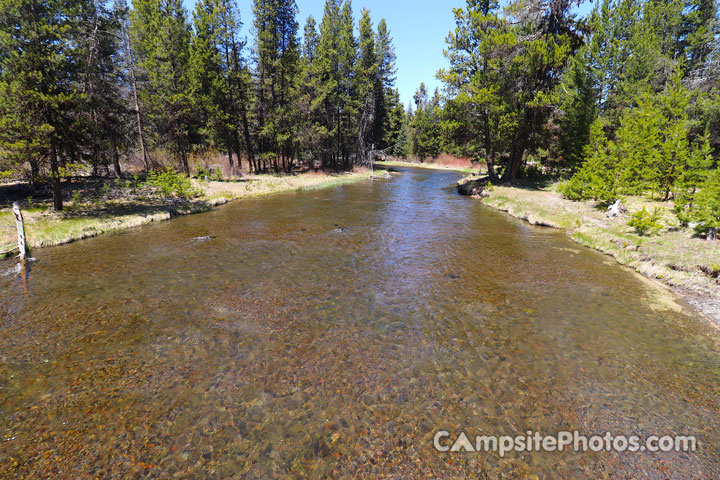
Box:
194, 164, 225, 182
627, 207, 663, 236
689, 167, 720, 236
146, 168, 201, 199
558, 176, 590, 201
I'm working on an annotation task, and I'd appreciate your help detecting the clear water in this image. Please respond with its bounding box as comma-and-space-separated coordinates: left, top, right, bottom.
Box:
1, 168, 718, 478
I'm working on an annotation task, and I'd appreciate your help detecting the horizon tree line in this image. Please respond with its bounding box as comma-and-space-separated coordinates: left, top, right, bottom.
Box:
0, 0, 404, 210
397, 0, 719, 234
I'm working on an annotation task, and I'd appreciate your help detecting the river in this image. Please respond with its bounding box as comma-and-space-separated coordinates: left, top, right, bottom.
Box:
1, 167, 718, 478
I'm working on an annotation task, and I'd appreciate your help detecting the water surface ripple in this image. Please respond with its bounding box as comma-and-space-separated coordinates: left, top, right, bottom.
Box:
1, 168, 719, 478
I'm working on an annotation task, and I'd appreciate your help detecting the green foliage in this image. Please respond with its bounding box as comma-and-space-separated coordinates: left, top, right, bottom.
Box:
71, 191, 83, 205
558, 176, 589, 201
146, 168, 201, 198
562, 72, 715, 212
557, 48, 599, 172
437, 0, 579, 181
131, 0, 194, 174
689, 166, 720, 234
0, 0, 128, 210
410, 84, 443, 159
252, 0, 301, 172
560, 119, 618, 206
627, 207, 664, 236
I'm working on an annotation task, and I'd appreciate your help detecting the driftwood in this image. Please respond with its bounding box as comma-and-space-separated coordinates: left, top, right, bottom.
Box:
457, 176, 490, 197
606, 199, 627, 218
12, 202, 26, 260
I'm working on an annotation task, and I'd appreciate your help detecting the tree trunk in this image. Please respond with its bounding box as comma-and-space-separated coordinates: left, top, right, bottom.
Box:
486, 150, 500, 184
227, 138, 236, 177
49, 140, 63, 211
501, 144, 525, 183
113, 145, 122, 178
29, 159, 39, 184
179, 134, 190, 175
123, 23, 150, 171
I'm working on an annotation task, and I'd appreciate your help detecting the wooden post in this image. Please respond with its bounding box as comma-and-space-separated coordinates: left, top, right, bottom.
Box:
12, 202, 26, 260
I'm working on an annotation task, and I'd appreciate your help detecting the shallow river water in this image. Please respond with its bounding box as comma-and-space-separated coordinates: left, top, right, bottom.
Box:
1, 167, 719, 478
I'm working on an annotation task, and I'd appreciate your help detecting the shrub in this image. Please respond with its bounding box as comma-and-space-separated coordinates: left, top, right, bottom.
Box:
688, 167, 720, 236
71, 190, 83, 204
558, 176, 590, 201
146, 168, 201, 199
627, 207, 663, 236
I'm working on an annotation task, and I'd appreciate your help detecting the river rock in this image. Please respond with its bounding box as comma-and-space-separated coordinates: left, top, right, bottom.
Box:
606, 199, 627, 218
457, 176, 490, 197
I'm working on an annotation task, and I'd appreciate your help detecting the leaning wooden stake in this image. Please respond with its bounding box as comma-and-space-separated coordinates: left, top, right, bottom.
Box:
12, 202, 26, 260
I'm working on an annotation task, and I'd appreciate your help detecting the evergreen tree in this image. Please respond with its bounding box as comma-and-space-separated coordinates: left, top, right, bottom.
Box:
191, 0, 253, 175
0, 0, 103, 209
372, 18, 398, 150
690, 163, 720, 236
313, 0, 357, 170
557, 48, 600, 173
382, 88, 405, 151
355, 8, 378, 166
253, 0, 301, 173
131, 0, 194, 174
674, 131, 713, 223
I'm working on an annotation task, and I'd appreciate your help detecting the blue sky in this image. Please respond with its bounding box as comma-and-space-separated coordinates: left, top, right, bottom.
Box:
181, 0, 594, 106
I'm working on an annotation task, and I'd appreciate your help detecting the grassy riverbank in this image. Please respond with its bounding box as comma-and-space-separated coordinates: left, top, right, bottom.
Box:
377, 159, 482, 175
476, 180, 720, 325
0, 170, 377, 257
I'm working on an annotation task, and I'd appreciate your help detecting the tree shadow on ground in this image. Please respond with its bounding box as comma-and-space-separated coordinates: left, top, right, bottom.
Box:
58, 198, 212, 220
504, 176, 557, 191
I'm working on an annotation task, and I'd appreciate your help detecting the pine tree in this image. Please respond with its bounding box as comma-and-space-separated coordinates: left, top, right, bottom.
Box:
0, 0, 93, 210
437, 0, 515, 181
355, 8, 378, 166
382, 88, 405, 151
392, 105, 411, 157
295, 15, 322, 166
674, 131, 713, 223
131, 0, 194, 174
253, 0, 301, 173
557, 48, 600, 172
190, 0, 253, 175
410, 83, 443, 160
691, 164, 720, 237
372, 18, 397, 150
313, 0, 357, 171
303, 15, 319, 60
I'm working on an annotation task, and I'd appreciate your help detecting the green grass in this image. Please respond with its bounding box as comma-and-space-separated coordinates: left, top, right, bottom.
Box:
477, 180, 720, 301
0, 171, 375, 256
376, 160, 480, 175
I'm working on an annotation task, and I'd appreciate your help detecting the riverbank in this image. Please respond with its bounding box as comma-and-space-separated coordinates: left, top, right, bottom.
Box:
473, 180, 720, 326
376, 159, 482, 175
0, 170, 378, 258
